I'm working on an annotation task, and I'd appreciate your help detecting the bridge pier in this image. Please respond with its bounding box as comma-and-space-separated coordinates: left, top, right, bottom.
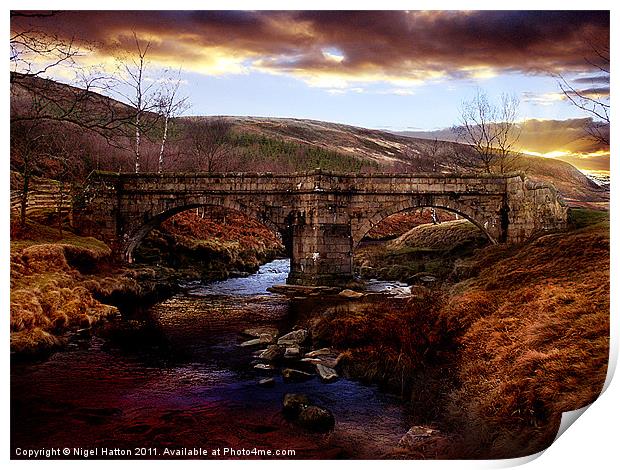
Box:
287, 223, 353, 286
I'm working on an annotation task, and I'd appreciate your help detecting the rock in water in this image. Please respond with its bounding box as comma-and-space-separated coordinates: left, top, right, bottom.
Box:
300, 357, 322, 364
281, 368, 314, 382
284, 347, 300, 359
259, 345, 282, 361
305, 348, 331, 358
254, 363, 275, 371
242, 327, 279, 339
282, 393, 310, 418
316, 364, 338, 382
258, 377, 276, 387
240, 334, 275, 347
277, 329, 308, 346
337, 289, 364, 299
297, 406, 335, 432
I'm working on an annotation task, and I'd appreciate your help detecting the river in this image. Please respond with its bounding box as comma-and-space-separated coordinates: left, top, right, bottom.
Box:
11, 259, 413, 459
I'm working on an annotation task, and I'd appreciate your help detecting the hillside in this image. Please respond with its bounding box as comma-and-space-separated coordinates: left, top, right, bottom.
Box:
212, 116, 608, 208
10, 74, 608, 208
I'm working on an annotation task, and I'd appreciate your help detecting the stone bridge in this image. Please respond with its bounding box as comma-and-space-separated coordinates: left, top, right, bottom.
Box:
75, 170, 567, 286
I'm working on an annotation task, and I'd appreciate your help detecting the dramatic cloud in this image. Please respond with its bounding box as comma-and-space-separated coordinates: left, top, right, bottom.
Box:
11, 10, 610, 88
517, 117, 609, 154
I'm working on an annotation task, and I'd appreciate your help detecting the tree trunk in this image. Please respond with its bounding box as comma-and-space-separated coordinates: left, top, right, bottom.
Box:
135, 113, 141, 173
58, 181, 64, 236
158, 115, 169, 174
20, 175, 29, 228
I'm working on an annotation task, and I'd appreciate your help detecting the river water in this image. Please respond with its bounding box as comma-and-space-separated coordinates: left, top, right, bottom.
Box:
11, 259, 413, 459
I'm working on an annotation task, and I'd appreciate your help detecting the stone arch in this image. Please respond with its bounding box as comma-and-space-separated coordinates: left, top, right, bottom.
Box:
123, 198, 284, 263
351, 200, 499, 248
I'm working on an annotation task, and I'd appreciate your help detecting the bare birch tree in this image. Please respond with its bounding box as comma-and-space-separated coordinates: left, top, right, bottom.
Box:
114, 33, 160, 173
155, 72, 189, 173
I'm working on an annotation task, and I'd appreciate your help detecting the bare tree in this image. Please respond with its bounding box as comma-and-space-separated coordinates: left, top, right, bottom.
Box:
10, 13, 135, 146
155, 72, 189, 173
184, 118, 233, 173
557, 42, 609, 145
10, 11, 79, 81
11, 117, 48, 228
454, 90, 521, 174
423, 138, 444, 172
43, 128, 87, 234
493, 94, 521, 174
113, 33, 160, 173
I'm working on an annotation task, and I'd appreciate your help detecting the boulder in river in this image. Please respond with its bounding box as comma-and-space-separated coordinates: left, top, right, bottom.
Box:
258, 377, 276, 387
282, 368, 314, 382
242, 327, 279, 339
297, 406, 335, 432
305, 348, 331, 358
277, 329, 308, 346
254, 363, 275, 371
282, 393, 310, 417
300, 357, 322, 364
258, 345, 282, 361
337, 289, 364, 299
284, 347, 300, 359
316, 364, 338, 382
240, 334, 275, 347
268, 285, 316, 296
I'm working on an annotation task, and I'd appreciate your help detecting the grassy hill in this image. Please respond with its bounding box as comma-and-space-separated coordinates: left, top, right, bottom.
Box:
10, 73, 608, 208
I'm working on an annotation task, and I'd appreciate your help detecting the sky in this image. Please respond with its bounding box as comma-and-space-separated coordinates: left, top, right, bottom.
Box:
10, 10, 610, 173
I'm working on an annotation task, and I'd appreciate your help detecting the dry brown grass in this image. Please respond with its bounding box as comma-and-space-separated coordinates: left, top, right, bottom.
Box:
312, 212, 609, 458
438, 219, 609, 458
10, 225, 120, 356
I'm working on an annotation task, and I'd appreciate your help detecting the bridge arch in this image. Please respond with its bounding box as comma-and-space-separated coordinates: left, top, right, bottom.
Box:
351, 198, 503, 248
123, 199, 285, 263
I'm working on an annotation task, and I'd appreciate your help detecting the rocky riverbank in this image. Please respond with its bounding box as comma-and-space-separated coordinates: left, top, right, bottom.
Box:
294, 209, 609, 458
9, 214, 284, 357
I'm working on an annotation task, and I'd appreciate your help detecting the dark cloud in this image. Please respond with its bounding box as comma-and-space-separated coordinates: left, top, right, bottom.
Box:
11, 10, 610, 82
573, 74, 610, 85
574, 87, 610, 98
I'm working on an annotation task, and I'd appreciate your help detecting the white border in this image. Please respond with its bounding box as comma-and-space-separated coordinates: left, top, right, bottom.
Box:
4, 1, 617, 468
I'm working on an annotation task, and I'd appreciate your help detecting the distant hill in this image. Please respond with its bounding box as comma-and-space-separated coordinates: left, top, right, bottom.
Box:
208, 116, 608, 207
10, 74, 608, 208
